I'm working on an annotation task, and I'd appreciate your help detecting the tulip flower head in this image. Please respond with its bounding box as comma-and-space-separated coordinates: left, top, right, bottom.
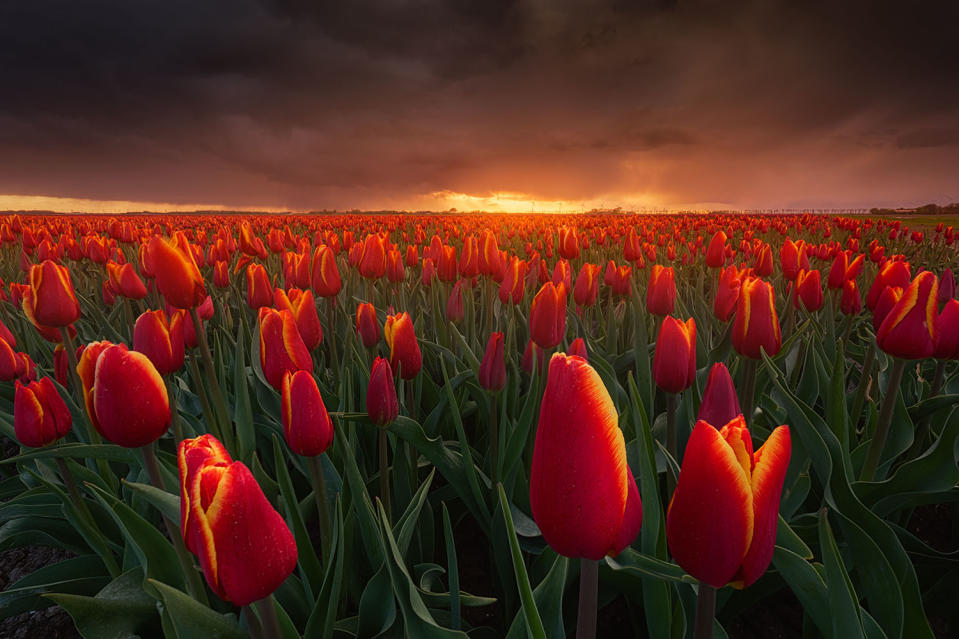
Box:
258, 308, 313, 390
646, 265, 676, 316
133, 309, 185, 375
667, 417, 791, 588
384, 312, 422, 380
367, 357, 399, 427
876, 271, 938, 360
14, 377, 72, 448
92, 345, 170, 447
530, 354, 642, 559
732, 277, 781, 359
147, 234, 207, 309
529, 281, 567, 349
934, 299, 959, 360
653, 316, 696, 394
478, 332, 506, 392
26, 260, 81, 328
697, 363, 742, 428
281, 370, 334, 456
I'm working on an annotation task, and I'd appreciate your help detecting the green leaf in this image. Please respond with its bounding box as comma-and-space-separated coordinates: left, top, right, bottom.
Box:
505, 551, 567, 639
356, 562, 397, 638
123, 479, 181, 525
147, 579, 246, 639
818, 510, 865, 639
441, 503, 460, 631
496, 484, 546, 639
234, 326, 256, 463
771, 546, 829, 636
1, 443, 136, 465
48, 569, 161, 639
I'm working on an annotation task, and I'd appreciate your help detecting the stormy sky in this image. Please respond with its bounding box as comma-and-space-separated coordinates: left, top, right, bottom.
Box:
1, 0, 957, 212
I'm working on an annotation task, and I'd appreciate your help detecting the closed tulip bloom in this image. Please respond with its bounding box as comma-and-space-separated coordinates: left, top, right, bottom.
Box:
866, 259, 911, 311
447, 279, 465, 322
358, 233, 387, 280
521, 339, 546, 375
0, 338, 18, 381
438, 245, 458, 282
668, 418, 790, 588
752, 244, 773, 277
133, 309, 185, 375
147, 233, 207, 309
54, 344, 71, 388
178, 438, 297, 606
275, 288, 323, 350
872, 285, 903, 333
568, 336, 588, 361
258, 308, 313, 391
558, 226, 580, 260
697, 363, 742, 427
573, 263, 601, 307
213, 260, 230, 288
367, 357, 399, 426
14, 377, 72, 447
499, 257, 526, 305
245, 263, 273, 309
93, 345, 170, 447
939, 268, 955, 303
356, 303, 380, 348
384, 312, 422, 380
827, 252, 848, 290
780, 239, 804, 281
706, 231, 727, 268
311, 245, 342, 298
612, 265, 632, 298
26, 260, 81, 327
714, 265, 742, 322
653, 317, 697, 393
934, 299, 959, 360
531, 354, 642, 559
386, 249, 405, 283
76, 340, 114, 429
551, 260, 572, 293
0, 318, 15, 350
478, 332, 506, 392
646, 265, 676, 316
732, 277, 781, 359
529, 282, 567, 349
179, 434, 232, 554
479, 230, 501, 276
877, 271, 938, 360
793, 269, 823, 312
281, 370, 334, 456
176, 295, 215, 349
421, 258, 436, 287
106, 261, 148, 300
840, 279, 862, 316
845, 254, 865, 281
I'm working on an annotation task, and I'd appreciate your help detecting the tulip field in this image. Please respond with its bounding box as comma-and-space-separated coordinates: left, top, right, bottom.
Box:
0, 212, 957, 639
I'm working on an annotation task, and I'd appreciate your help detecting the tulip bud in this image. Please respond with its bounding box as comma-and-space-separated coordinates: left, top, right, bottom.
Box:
54, 344, 71, 388
446, 280, 465, 323
840, 279, 862, 316
827, 252, 848, 290
146, 234, 207, 309
384, 312, 422, 380
521, 339, 547, 375
281, 370, 334, 456
866, 260, 910, 311
275, 288, 323, 350
356, 302, 380, 349
934, 299, 959, 360
732, 277, 781, 359
134, 310, 185, 375
498, 257, 525, 305
752, 244, 773, 277
421, 258, 436, 287
792, 269, 823, 312
478, 332, 506, 392
359, 234, 387, 280
568, 336, 588, 361
213, 260, 230, 288
697, 363, 742, 427
780, 239, 804, 281
93, 345, 170, 447
714, 265, 741, 322
0, 337, 18, 381
178, 436, 297, 606
531, 354, 642, 559
939, 268, 955, 304
646, 265, 676, 316
0, 318, 15, 350
26, 260, 81, 327
245, 263, 273, 309
14, 377, 72, 448
179, 434, 232, 553
705, 231, 727, 268
258, 308, 313, 390
106, 261, 148, 300
667, 417, 791, 588
367, 357, 399, 426
612, 265, 632, 298
653, 317, 696, 393
573, 263, 601, 307
529, 282, 567, 349
876, 271, 938, 360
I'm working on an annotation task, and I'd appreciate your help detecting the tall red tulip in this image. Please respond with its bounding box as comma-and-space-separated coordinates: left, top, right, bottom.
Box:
792, 269, 823, 312
245, 263, 273, 309
281, 370, 334, 456
714, 265, 741, 322
92, 345, 170, 447
106, 261, 148, 300
355, 302, 380, 348
705, 231, 727, 268
478, 332, 506, 392
653, 317, 696, 393
258, 308, 313, 390
14, 377, 72, 448
367, 357, 399, 426
573, 263, 600, 308
732, 277, 781, 359
934, 299, 959, 360
876, 271, 938, 360
146, 234, 207, 309
667, 417, 791, 588
311, 245, 342, 298
26, 260, 81, 327
646, 265, 676, 316
384, 312, 422, 380
133, 309, 185, 375
697, 363, 742, 428
529, 282, 567, 349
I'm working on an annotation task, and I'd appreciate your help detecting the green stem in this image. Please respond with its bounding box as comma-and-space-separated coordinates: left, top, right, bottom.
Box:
255, 596, 282, 639
189, 307, 234, 452
666, 392, 678, 495
58, 327, 102, 446
850, 340, 877, 430
326, 297, 338, 373
379, 427, 391, 523
55, 457, 120, 577
694, 583, 716, 639
307, 455, 332, 568
576, 559, 598, 639
859, 358, 907, 482
187, 354, 220, 440
140, 444, 209, 604
489, 394, 499, 493
165, 376, 183, 443
740, 358, 758, 425
243, 605, 264, 639
906, 360, 946, 460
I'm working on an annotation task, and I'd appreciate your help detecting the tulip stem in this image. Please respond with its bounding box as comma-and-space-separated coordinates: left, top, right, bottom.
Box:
489, 394, 499, 493
307, 455, 332, 568
190, 307, 234, 452
665, 393, 678, 495
379, 428, 391, 522
694, 583, 716, 639
740, 358, 758, 425
907, 360, 947, 460
58, 326, 103, 446
255, 596, 282, 639
140, 444, 209, 605
55, 457, 120, 578
850, 340, 877, 430
859, 358, 907, 482
326, 297, 338, 373
576, 559, 598, 639
165, 376, 183, 443
187, 354, 219, 441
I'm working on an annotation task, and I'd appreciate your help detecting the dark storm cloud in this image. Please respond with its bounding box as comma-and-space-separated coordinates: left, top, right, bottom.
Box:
0, 0, 957, 209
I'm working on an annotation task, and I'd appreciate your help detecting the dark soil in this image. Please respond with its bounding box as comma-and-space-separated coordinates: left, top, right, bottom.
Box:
723, 586, 803, 638
0, 546, 80, 639
907, 503, 954, 554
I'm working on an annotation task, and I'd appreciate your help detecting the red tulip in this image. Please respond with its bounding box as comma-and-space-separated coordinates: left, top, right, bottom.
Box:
827, 252, 848, 290
133, 309, 185, 375
573, 263, 601, 307
178, 436, 297, 606
934, 299, 959, 360
646, 265, 675, 316
0, 338, 19, 382
872, 285, 903, 333
14, 377, 72, 448
367, 357, 399, 426
498, 257, 526, 306
478, 332, 506, 392
311, 245, 342, 298
521, 339, 546, 375
732, 277, 781, 359
705, 231, 727, 268
281, 370, 334, 456
386, 249, 405, 283
780, 239, 805, 281
213, 260, 230, 288
384, 312, 422, 380
840, 279, 862, 316
258, 308, 313, 390
792, 269, 823, 312
355, 302, 380, 349
358, 233, 387, 280
697, 363, 742, 427
531, 354, 642, 559
26, 260, 81, 327
106, 261, 148, 300
752, 244, 773, 277
939, 268, 955, 304
667, 417, 791, 588
568, 336, 588, 361
421, 258, 436, 287
529, 282, 567, 349
714, 265, 741, 322
245, 263, 273, 309
877, 271, 938, 360
446, 280, 465, 323
653, 316, 696, 393
275, 288, 323, 351
93, 345, 170, 447
866, 259, 910, 311
146, 234, 207, 309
